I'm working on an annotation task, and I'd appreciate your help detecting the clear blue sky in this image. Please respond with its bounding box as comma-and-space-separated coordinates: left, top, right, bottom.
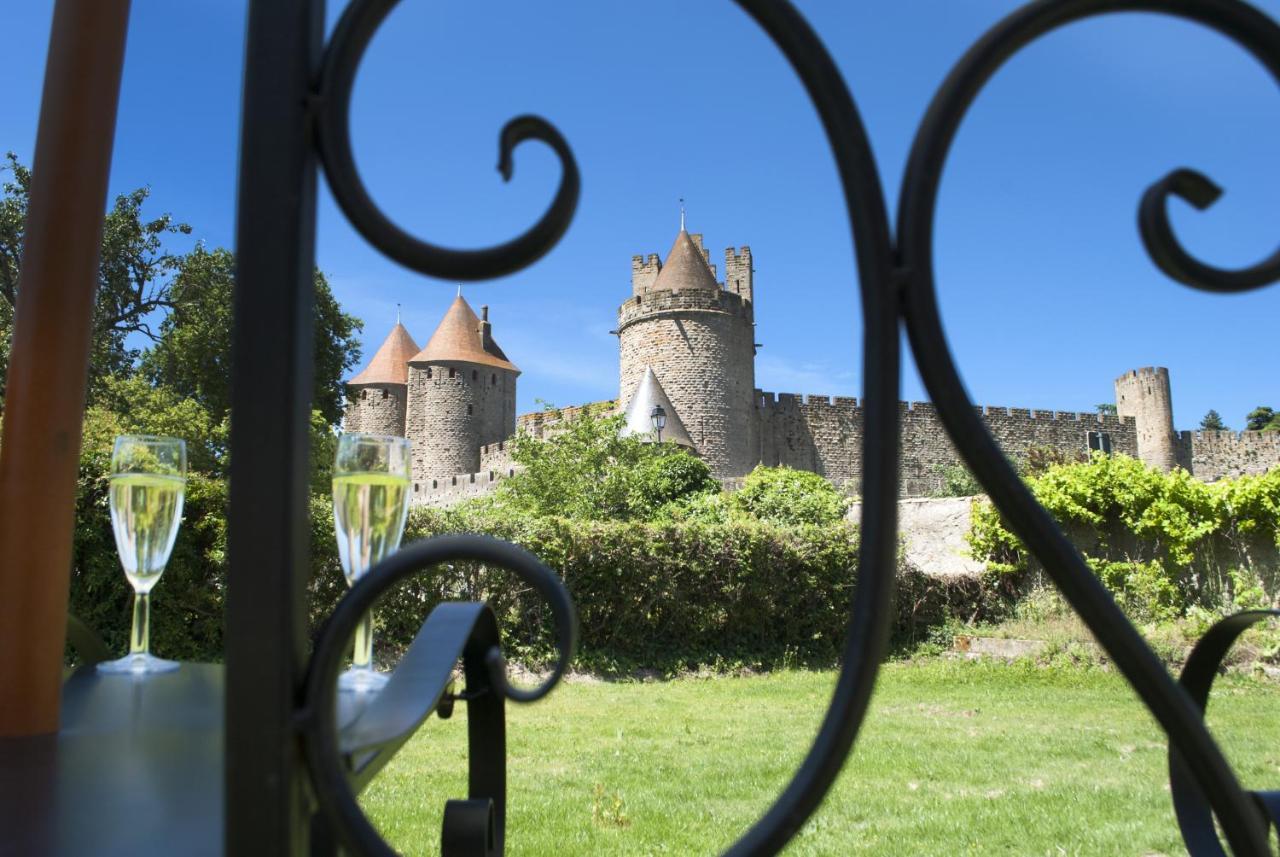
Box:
4, 1, 1277, 431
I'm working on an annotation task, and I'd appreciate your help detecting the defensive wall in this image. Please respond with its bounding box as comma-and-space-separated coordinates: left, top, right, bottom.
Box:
755, 391, 1139, 497
1180, 429, 1280, 482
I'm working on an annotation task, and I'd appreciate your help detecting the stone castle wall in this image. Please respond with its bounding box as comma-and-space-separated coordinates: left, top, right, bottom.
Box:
756, 392, 1138, 496
617, 288, 756, 479
342, 383, 407, 436
1181, 429, 1280, 482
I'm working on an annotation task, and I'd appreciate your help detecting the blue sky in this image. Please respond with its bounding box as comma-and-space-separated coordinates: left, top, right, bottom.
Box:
4, 1, 1277, 431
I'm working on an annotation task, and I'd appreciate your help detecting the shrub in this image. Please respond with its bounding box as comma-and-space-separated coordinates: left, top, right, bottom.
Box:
968, 454, 1280, 621
499, 403, 714, 521
733, 466, 850, 528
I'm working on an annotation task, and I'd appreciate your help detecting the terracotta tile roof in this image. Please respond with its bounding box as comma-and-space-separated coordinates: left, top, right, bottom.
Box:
349, 321, 419, 385
410, 295, 520, 373
620, 366, 694, 449
652, 229, 719, 292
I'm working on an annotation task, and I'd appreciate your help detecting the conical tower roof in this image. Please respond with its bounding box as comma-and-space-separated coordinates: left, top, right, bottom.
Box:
410, 295, 519, 373
349, 321, 419, 385
652, 229, 719, 292
620, 366, 695, 448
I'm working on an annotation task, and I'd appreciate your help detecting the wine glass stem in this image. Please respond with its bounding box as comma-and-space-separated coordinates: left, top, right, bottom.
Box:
129, 591, 151, 656
352, 610, 373, 671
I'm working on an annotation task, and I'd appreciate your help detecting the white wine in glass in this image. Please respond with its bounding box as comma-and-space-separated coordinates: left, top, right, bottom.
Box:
98, 435, 186, 675
332, 433, 412, 693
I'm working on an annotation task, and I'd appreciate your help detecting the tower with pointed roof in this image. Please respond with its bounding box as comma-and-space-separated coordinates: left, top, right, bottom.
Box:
618, 226, 757, 479
403, 295, 519, 487
343, 320, 419, 437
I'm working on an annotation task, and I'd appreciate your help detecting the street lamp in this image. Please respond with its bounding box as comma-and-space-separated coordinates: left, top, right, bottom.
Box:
650, 404, 666, 443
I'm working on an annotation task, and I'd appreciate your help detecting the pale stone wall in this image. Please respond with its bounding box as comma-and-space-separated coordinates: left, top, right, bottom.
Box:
343, 383, 407, 437
1183, 429, 1280, 481
617, 289, 756, 480
848, 496, 985, 577
756, 395, 1138, 497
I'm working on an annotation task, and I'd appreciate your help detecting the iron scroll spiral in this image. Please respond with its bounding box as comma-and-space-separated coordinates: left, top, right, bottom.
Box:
316, 0, 580, 281
302, 0, 1280, 853
301, 535, 578, 857
897, 2, 1280, 853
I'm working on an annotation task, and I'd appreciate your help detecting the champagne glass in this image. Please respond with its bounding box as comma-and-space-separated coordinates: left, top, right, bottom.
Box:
98, 435, 186, 675
332, 433, 412, 693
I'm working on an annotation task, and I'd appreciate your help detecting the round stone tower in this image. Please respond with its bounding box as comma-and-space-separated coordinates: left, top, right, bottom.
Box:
1114, 366, 1180, 471
343, 320, 419, 436
617, 227, 756, 479
405, 295, 519, 486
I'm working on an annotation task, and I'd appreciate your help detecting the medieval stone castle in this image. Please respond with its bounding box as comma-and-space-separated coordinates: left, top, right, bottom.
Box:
342, 224, 1280, 505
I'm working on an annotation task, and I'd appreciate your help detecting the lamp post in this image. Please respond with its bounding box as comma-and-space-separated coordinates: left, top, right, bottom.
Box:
650, 404, 666, 443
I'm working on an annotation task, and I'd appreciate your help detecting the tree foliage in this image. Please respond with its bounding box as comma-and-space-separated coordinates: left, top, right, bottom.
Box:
733, 466, 850, 527
969, 454, 1280, 620
141, 245, 361, 425
500, 404, 716, 520
1200, 409, 1227, 431
1, 153, 192, 397
1246, 406, 1280, 432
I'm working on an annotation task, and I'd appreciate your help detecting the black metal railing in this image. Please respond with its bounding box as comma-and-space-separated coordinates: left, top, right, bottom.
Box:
228, 0, 1280, 854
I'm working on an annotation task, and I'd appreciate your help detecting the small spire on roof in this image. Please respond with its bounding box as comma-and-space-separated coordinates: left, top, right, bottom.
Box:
457, 283, 462, 298
679, 197, 686, 231
396, 303, 401, 325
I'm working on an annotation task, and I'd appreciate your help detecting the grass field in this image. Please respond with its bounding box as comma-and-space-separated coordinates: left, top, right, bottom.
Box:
359, 659, 1279, 855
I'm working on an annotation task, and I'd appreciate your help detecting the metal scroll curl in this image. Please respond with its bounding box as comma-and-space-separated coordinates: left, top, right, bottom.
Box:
1170, 610, 1280, 856
301, 534, 578, 857
315, 0, 580, 281
896, 1, 1280, 854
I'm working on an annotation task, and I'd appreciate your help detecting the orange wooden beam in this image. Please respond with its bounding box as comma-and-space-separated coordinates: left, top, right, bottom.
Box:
0, 0, 132, 736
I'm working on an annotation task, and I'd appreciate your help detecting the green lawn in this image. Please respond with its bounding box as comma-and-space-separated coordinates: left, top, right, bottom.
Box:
360, 660, 1280, 855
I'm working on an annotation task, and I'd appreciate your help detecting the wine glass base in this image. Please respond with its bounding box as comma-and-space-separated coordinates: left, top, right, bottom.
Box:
97, 653, 180, 675
338, 666, 389, 694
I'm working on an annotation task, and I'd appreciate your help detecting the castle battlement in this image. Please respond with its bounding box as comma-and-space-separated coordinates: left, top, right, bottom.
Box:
343, 219, 1280, 509
617, 287, 752, 330
412, 467, 520, 507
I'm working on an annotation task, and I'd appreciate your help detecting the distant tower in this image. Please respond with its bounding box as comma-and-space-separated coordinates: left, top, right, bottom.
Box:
618, 226, 756, 479
343, 320, 419, 436
1114, 367, 1180, 471
405, 295, 519, 484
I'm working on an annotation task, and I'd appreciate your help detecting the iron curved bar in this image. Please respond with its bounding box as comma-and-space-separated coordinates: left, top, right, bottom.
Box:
315, 0, 580, 281
1169, 609, 1280, 856
1139, 167, 1280, 293
896, 2, 1280, 853
719, 2, 899, 855
301, 534, 577, 856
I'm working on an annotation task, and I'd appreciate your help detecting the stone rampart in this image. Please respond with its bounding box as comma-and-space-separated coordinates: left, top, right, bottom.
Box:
1182, 429, 1280, 482
756, 391, 1138, 496
411, 466, 517, 507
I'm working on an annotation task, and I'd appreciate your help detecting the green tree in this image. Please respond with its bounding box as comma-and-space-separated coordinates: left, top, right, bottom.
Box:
141, 245, 362, 425
1199, 409, 1227, 431
1246, 406, 1279, 432
0, 153, 192, 397
733, 466, 850, 528
1096, 403, 1118, 416
501, 403, 714, 520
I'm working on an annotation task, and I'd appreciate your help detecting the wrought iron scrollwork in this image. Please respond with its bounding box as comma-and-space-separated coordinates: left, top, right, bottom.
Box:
302, 0, 1280, 854
300, 535, 577, 856
316, 0, 580, 281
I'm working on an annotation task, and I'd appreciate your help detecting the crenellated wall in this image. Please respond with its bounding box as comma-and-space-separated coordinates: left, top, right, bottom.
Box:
754, 391, 1138, 496
1182, 429, 1280, 482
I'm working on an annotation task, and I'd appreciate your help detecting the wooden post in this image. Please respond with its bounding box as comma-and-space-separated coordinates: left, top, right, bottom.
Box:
0, 0, 132, 737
